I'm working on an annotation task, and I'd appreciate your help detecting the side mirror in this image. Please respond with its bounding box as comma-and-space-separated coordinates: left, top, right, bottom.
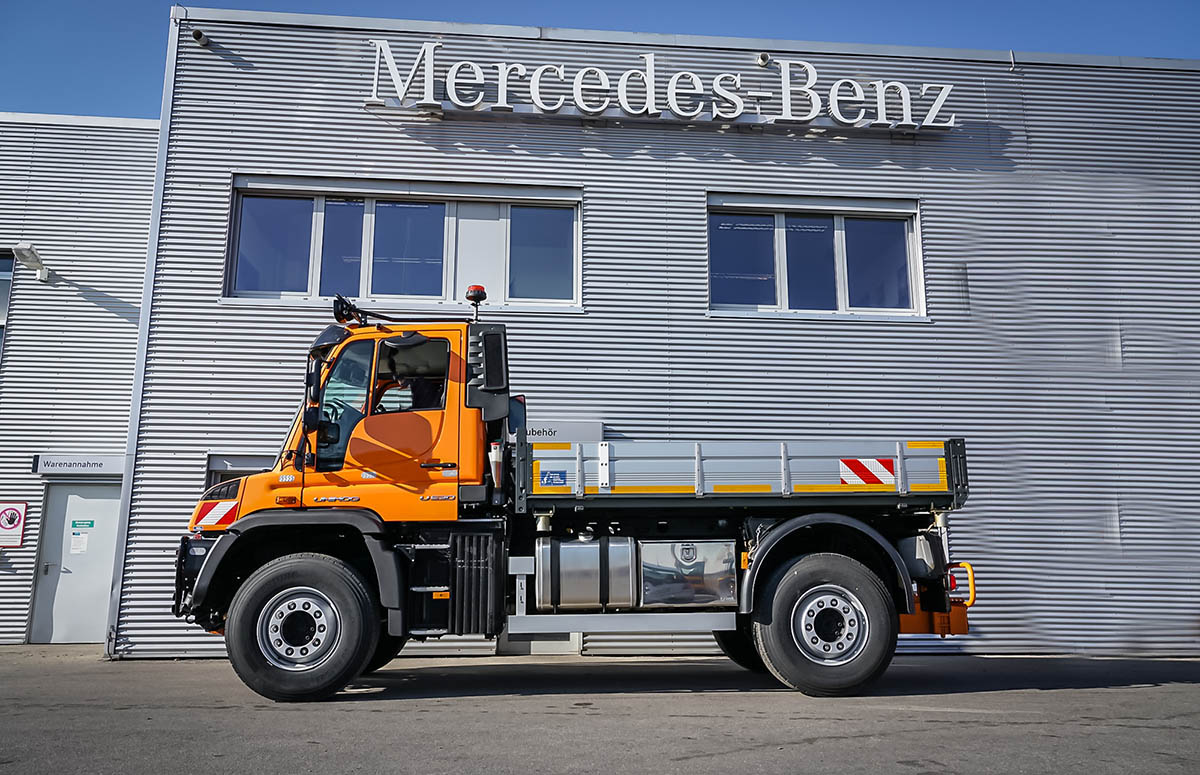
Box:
306, 367, 321, 405
302, 406, 321, 434
317, 420, 341, 446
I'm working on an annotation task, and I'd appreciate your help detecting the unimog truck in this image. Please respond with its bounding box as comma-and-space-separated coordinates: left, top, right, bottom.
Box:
173, 288, 975, 701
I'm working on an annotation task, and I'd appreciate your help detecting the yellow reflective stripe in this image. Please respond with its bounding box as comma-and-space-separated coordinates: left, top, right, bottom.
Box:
907, 440, 945, 449
793, 483, 895, 493
713, 484, 774, 493
532, 443, 572, 450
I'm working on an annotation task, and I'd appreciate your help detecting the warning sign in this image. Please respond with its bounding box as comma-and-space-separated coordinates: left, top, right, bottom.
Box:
0, 502, 28, 548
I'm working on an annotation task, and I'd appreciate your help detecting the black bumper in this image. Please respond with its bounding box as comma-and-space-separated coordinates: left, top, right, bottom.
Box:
171, 534, 219, 618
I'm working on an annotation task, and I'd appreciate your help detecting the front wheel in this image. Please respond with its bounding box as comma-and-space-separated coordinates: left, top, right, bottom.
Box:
226, 553, 380, 702
752, 553, 897, 696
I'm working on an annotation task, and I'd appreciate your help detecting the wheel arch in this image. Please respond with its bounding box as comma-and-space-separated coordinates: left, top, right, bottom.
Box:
739, 513, 914, 616
189, 508, 401, 629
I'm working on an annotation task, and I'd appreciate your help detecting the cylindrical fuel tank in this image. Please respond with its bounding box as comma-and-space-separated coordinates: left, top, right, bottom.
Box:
535, 536, 635, 611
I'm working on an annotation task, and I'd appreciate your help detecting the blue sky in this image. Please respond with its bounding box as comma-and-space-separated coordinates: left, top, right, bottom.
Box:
3, 0, 1198, 119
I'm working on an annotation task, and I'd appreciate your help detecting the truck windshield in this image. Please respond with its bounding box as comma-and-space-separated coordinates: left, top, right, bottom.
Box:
316, 339, 374, 471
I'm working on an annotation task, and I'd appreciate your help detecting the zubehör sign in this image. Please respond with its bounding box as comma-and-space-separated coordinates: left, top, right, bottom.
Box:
367, 41, 956, 130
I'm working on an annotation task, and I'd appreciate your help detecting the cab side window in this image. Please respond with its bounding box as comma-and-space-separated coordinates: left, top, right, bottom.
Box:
316, 339, 374, 471
373, 338, 450, 414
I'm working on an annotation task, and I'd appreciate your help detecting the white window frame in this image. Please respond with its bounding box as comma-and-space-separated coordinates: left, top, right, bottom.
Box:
706, 194, 927, 320
224, 175, 583, 311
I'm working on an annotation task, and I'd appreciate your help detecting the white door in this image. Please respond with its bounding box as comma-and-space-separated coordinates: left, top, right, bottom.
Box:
29, 483, 122, 643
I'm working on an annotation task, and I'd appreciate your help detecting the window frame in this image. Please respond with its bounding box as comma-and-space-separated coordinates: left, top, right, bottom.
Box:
706, 195, 927, 320
224, 177, 582, 310
502, 203, 581, 305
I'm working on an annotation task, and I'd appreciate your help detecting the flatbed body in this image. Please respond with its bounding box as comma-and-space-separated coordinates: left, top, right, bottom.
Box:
521, 438, 967, 512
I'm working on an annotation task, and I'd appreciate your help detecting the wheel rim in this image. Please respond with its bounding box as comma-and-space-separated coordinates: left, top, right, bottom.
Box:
790, 584, 869, 666
255, 586, 341, 672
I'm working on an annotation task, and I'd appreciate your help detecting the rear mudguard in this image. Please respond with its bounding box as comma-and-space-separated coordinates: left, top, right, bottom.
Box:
738, 513, 914, 615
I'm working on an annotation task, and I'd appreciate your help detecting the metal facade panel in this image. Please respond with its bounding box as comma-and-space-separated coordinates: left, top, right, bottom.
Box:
117, 14, 1200, 657
0, 118, 157, 643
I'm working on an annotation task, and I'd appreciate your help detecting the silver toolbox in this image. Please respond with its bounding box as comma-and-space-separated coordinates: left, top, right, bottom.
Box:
535, 537, 635, 611
637, 540, 737, 608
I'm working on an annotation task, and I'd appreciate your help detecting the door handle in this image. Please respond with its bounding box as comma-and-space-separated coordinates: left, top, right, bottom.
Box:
419, 461, 457, 470
42, 562, 56, 576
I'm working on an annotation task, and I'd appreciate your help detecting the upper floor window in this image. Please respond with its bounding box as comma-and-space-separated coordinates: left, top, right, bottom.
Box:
228, 186, 579, 308
708, 196, 924, 317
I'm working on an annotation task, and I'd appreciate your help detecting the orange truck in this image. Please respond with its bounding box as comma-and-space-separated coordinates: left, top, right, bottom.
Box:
172, 288, 975, 702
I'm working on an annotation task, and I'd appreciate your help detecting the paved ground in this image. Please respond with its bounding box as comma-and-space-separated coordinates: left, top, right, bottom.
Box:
1, 647, 1198, 774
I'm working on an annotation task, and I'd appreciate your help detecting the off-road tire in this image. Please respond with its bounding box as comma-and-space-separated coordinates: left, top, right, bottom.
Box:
713, 622, 768, 673
752, 553, 897, 696
361, 633, 407, 675
226, 552, 380, 702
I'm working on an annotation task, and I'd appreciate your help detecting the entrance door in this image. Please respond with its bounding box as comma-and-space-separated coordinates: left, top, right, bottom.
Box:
29, 483, 122, 643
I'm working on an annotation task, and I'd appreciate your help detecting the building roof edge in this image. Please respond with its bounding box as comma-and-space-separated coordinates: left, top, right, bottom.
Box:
0, 112, 159, 130
172, 5, 1200, 72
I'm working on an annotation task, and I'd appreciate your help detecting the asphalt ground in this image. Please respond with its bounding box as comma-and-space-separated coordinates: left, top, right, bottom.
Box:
0, 647, 1197, 775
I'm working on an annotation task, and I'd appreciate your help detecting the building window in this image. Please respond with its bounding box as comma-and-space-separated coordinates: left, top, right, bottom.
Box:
372, 202, 445, 297
227, 189, 579, 307
232, 196, 313, 294
0, 249, 13, 345
205, 454, 276, 489
508, 206, 575, 301
707, 199, 923, 317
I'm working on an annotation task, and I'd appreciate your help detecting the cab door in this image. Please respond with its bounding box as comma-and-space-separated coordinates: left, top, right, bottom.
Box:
301, 328, 463, 521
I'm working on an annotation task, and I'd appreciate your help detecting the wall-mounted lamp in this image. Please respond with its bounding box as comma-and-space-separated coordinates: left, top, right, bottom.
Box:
192, 29, 211, 47
12, 242, 49, 282
755, 52, 772, 67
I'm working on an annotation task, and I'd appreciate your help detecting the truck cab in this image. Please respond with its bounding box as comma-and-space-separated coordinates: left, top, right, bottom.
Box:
174, 291, 974, 702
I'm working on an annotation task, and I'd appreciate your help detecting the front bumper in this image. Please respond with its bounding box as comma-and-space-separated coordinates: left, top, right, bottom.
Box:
171, 534, 219, 618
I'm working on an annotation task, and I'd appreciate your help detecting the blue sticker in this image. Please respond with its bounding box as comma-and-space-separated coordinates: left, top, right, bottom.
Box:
540, 470, 567, 487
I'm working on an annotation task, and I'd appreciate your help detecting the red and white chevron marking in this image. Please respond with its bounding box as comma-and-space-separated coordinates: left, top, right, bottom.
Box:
196, 500, 239, 527
839, 458, 896, 486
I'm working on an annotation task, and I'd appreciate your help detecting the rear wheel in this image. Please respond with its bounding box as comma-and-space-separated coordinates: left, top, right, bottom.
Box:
713, 622, 767, 673
752, 553, 897, 696
361, 633, 407, 675
226, 553, 380, 702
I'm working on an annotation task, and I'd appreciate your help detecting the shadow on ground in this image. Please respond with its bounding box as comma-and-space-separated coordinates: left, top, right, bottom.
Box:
345, 655, 1200, 702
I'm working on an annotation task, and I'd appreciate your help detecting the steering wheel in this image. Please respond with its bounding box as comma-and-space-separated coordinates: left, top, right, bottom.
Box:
323, 397, 355, 423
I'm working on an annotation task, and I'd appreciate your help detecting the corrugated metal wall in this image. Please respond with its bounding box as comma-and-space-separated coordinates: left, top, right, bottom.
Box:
0, 115, 157, 643
114, 10, 1200, 656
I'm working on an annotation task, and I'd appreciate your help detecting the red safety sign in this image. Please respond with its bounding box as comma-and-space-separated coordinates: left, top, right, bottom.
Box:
0, 502, 28, 548
839, 458, 896, 486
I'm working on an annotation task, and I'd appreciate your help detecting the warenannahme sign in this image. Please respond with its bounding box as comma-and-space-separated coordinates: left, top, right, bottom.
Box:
366, 40, 956, 130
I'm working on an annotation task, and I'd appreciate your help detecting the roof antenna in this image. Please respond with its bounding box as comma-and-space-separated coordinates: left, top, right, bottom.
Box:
466, 285, 487, 322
